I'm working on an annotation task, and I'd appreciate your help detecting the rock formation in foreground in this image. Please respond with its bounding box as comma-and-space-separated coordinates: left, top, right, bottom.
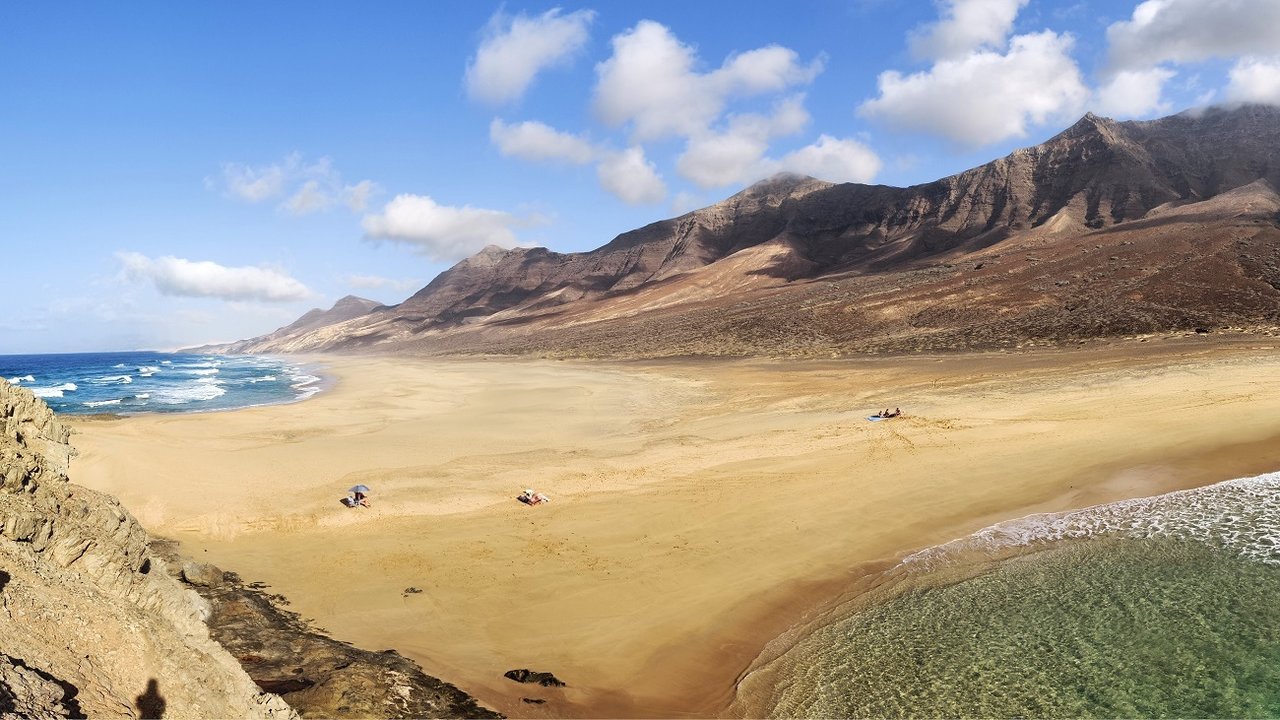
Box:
0, 380, 295, 717
207, 104, 1280, 357
0, 381, 500, 719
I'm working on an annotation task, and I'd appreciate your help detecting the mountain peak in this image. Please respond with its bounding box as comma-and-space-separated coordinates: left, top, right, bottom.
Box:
333, 294, 378, 308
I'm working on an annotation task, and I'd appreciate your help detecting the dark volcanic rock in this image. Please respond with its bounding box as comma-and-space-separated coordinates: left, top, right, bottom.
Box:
152, 541, 501, 719
503, 669, 566, 687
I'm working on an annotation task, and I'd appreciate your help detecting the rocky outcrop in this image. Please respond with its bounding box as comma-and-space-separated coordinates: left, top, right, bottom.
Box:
212, 104, 1280, 357
0, 381, 296, 718
146, 541, 502, 719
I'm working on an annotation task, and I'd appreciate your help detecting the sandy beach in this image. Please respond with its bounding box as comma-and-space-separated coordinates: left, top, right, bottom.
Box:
67, 338, 1280, 717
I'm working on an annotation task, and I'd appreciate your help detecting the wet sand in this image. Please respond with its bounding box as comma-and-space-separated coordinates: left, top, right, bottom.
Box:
68, 338, 1280, 717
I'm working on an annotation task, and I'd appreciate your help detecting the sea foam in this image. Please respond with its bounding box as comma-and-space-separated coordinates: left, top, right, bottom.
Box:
901, 472, 1280, 569
31, 383, 77, 398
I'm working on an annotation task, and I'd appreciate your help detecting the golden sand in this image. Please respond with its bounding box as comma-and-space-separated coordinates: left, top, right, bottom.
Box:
69, 339, 1280, 717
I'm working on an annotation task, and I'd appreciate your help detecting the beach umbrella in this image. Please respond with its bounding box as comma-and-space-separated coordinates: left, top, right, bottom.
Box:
349, 484, 371, 494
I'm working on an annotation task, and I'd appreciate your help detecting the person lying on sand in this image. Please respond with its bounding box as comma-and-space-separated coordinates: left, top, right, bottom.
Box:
518, 489, 551, 506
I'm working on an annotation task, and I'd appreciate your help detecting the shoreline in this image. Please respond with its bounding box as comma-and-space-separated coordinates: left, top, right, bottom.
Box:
65, 339, 1280, 717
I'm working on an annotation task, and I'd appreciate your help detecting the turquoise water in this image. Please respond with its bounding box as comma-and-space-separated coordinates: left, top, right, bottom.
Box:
734, 473, 1280, 718
0, 352, 322, 414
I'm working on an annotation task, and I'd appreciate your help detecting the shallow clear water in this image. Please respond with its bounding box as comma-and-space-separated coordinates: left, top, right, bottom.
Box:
0, 351, 322, 414
736, 474, 1280, 719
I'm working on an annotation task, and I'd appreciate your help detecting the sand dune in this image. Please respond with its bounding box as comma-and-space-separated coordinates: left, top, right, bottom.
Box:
69, 340, 1280, 717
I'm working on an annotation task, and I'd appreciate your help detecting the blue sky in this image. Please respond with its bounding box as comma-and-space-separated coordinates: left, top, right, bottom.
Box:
3, 0, 1278, 352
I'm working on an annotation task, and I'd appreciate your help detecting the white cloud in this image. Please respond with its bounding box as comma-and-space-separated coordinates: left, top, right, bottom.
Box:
859, 31, 1089, 147
596, 147, 667, 204
1095, 67, 1176, 117
676, 96, 811, 187
909, 0, 1030, 61
362, 194, 528, 261
1225, 55, 1280, 105
1106, 0, 1280, 72
466, 8, 596, 104
215, 161, 287, 202
211, 153, 376, 216
343, 180, 380, 212
284, 180, 333, 215
490, 118, 597, 164
593, 20, 822, 141
343, 274, 424, 293
772, 135, 882, 184
118, 252, 313, 302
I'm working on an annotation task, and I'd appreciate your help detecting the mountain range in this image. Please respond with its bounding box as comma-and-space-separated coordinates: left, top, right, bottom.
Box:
200, 104, 1280, 357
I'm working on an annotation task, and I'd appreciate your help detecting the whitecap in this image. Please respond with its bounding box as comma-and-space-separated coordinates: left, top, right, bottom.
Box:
113, 363, 126, 369
186, 368, 219, 376
290, 374, 321, 389
247, 375, 277, 384
84, 399, 121, 408
7, 375, 35, 384
31, 383, 78, 399
137, 366, 160, 376
160, 360, 172, 365
151, 382, 227, 405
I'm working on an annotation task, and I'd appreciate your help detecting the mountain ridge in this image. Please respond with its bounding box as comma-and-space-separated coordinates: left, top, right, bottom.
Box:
204, 104, 1280, 357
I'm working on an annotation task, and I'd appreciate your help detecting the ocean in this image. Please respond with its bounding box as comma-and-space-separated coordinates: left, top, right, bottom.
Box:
733, 472, 1280, 718
0, 352, 323, 414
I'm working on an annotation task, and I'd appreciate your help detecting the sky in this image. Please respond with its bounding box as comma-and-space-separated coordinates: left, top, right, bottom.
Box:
3, 0, 1279, 353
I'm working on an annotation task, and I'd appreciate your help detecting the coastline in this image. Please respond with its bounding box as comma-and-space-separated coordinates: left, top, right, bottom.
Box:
66, 338, 1280, 717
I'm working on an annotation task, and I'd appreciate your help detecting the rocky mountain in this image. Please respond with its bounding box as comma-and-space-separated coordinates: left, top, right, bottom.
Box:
188, 295, 384, 355
218, 104, 1280, 357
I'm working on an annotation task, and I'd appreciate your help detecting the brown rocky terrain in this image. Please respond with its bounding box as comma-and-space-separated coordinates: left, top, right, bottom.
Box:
190, 295, 384, 355
206, 104, 1280, 357
0, 381, 500, 719
0, 381, 295, 718
146, 541, 502, 719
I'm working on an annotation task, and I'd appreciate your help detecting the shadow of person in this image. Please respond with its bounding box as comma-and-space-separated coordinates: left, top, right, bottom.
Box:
135, 678, 166, 719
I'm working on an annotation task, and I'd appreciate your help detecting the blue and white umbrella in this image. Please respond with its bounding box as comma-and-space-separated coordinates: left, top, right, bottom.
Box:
349, 484, 371, 494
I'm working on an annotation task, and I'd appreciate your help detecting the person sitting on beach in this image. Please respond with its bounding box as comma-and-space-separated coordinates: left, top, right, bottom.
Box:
891, 407, 901, 417
353, 490, 369, 507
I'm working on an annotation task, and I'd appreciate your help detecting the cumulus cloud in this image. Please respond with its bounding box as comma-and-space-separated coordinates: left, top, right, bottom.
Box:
593, 20, 822, 141
597, 147, 667, 204
909, 0, 1030, 60
466, 8, 596, 104
1106, 0, 1280, 72
676, 96, 811, 187
118, 252, 313, 302
1225, 55, 1280, 105
859, 30, 1089, 146
362, 194, 530, 261
1095, 67, 1176, 117
211, 153, 376, 216
772, 135, 882, 184
490, 118, 597, 164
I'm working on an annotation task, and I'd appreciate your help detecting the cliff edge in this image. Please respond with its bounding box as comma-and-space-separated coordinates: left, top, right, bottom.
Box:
0, 380, 296, 718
